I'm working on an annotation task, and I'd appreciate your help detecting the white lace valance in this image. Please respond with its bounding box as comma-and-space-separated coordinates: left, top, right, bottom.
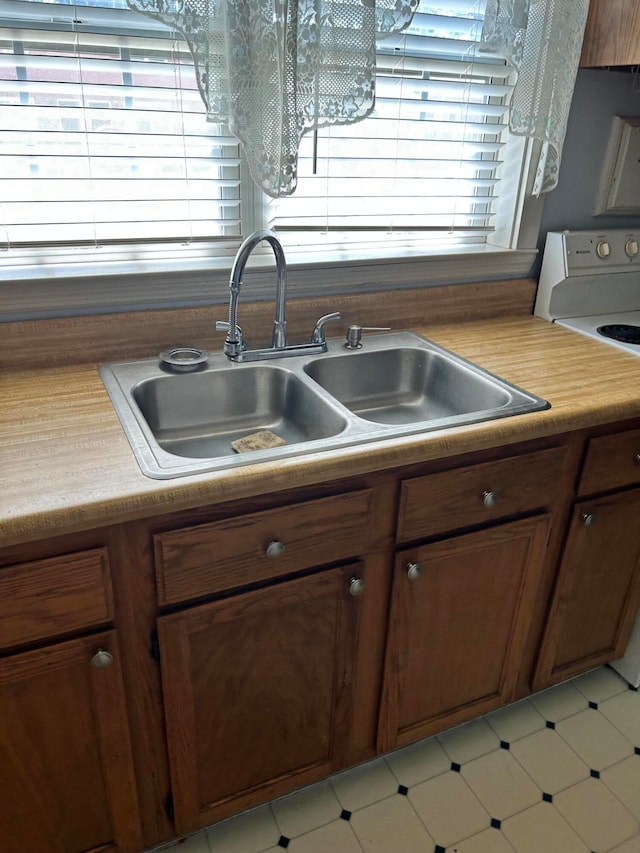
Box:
127, 0, 418, 197
481, 0, 589, 195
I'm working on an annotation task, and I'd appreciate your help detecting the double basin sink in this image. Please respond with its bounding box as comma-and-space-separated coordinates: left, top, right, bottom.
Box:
99, 331, 549, 479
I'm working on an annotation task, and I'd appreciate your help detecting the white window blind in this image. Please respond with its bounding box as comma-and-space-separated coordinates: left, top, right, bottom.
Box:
270, 0, 512, 242
0, 0, 241, 249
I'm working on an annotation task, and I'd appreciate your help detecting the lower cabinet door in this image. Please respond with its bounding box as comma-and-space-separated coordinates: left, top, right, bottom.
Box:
0, 631, 142, 853
157, 563, 363, 833
533, 488, 640, 689
378, 515, 551, 752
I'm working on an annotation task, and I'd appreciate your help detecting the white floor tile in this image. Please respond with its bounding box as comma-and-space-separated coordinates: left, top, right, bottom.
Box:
205, 804, 280, 853
286, 819, 363, 853
501, 802, 589, 853
160, 832, 211, 853
445, 827, 516, 853
609, 836, 640, 852
509, 727, 590, 794
572, 666, 629, 703
408, 769, 490, 847
350, 793, 435, 852
330, 757, 398, 812
556, 708, 634, 770
384, 735, 450, 787
602, 756, 640, 822
486, 699, 546, 743
461, 749, 541, 820
437, 717, 501, 764
271, 780, 341, 838
600, 690, 640, 746
529, 681, 589, 723
554, 777, 639, 852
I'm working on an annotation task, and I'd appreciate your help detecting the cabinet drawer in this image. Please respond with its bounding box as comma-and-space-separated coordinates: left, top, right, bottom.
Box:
397, 446, 565, 544
578, 428, 640, 496
155, 489, 373, 605
0, 548, 113, 649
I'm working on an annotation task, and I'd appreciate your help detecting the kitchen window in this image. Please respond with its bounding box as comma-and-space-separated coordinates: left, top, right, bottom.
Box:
0, 0, 540, 318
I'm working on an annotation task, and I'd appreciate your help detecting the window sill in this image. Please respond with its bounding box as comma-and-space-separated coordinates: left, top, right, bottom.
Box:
0, 243, 538, 321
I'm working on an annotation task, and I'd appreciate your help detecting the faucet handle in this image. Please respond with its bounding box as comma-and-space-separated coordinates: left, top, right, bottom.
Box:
215, 320, 246, 350
311, 312, 341, 344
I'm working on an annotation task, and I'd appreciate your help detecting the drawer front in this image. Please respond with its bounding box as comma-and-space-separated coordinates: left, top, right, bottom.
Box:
0, 548, 113, 649
397, 446, 566, 544
578, 428, 640, 496
155, 489, 373, 605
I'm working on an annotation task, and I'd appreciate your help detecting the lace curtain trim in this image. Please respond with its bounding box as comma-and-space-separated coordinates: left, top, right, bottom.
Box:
127, 0, 418, 197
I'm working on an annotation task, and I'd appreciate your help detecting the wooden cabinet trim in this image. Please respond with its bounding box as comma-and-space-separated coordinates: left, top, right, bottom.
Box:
0, 631, 143, 853
578, 427, 640, 496
378, 514, 551, 752
158, 563, 362, 833
0, 547, 113, 650
397, 445, 565, 543
533, 488, 640, 689
155, 488, 373, 605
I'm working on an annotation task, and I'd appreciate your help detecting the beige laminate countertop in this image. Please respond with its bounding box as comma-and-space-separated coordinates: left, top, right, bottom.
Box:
2, 314, 640, 548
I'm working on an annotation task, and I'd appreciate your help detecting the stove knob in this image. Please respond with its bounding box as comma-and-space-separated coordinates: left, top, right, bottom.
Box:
625, 239, 639, 258
596, 240, 611, 259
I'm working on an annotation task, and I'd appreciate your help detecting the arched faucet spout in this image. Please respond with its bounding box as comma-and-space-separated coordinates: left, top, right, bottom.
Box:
226, 230, 287, 359
219, 230, 341, 362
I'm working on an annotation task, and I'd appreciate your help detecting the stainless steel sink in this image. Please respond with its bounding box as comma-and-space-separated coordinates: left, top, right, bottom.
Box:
304, 347, 511, 424
100, 331, 549, 479
133, 365, 348, 459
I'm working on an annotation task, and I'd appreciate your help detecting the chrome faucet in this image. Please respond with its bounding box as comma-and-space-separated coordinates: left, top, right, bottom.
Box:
217, 229, 340, 362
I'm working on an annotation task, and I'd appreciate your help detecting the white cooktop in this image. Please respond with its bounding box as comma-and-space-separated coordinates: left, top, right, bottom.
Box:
556, 310, 640, 356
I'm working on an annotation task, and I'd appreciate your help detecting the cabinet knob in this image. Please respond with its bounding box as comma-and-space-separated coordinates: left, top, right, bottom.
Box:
265, 540, 286, 559
349, 577, 366, 597
635, 453, 640, 465
581, 512, 596, 527
406, 562, 422, 581
482, 490, 498, 508
91, 649, 114, 669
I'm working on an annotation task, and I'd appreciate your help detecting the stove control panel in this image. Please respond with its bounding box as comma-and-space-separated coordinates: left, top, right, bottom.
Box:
535, 230, 640, 321
563, 230, 640, 272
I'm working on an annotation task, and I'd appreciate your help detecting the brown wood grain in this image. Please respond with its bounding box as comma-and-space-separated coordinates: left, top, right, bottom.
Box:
580, 0, 640, 66
0, 279, 536, 372
154, 489, 373, 604
397, 445, 566, 543
3, 312, 640, 548
158, 564, 361, 834
578, 427, 640, 496
378, 515, 551, 752
533, 488, 640, 688
0, 548, 113, 649
0, 631, 142, 853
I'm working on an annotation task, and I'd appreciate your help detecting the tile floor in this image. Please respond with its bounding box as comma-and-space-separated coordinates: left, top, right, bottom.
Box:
150, 666, 640, 853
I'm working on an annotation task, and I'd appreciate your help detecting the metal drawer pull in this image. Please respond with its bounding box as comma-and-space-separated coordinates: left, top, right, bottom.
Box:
91, 649, 114, 669
349, 577, 366, 597
266, 540, 286, 559
582, 513, 596, 527
406, 562, 422, 581
482, 490, 498, 508
635, 453, 640, 464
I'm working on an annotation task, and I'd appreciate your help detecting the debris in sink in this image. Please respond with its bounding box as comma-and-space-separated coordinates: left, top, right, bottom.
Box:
231, 430, 286, 453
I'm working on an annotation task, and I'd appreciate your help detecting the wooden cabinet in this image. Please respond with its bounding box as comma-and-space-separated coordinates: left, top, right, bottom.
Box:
158, 563, 364, 833
378, 512, 551, 752
534, 427, 640, 690
6, 422, 640, 850
151, 487, 377, 834
580, 0, 640, 67
0, 547, 142, 853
